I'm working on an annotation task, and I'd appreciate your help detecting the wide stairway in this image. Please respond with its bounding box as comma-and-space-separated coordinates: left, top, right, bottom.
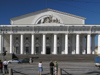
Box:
14, 54, 98, 62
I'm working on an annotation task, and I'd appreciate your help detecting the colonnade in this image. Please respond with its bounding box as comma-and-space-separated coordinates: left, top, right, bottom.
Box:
0, 34, 99, 55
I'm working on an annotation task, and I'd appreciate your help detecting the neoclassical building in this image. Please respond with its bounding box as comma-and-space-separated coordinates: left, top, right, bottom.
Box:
0, 9, 100, 55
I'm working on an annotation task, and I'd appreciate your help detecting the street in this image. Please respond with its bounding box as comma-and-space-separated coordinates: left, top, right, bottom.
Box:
1, 61, 100, 75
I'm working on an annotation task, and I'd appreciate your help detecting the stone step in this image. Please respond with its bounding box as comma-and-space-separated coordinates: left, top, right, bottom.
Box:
0, 53, 12, 61
14, 54, 98, 62
0, 54, 98, 62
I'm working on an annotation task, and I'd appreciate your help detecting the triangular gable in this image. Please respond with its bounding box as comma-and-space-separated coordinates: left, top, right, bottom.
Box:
10, 8, 86, 25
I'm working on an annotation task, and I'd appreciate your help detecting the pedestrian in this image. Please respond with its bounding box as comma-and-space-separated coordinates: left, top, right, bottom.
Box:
29, 57, 32, 64
50, 60, 54, 75
3, 59, 8, 74
54, 61, 58, 75
0, 60, 3, 73
38, 61, 43, 75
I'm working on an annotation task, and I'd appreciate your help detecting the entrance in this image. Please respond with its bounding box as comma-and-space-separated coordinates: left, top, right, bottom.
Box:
36, 47, 39, 54
26, 47, 29, 54
16, 47, 19, 54
46, 47, 50, 54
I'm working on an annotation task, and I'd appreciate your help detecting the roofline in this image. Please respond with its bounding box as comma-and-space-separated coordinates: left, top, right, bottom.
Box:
10, 8, 86, 20
0, 24, 100, 27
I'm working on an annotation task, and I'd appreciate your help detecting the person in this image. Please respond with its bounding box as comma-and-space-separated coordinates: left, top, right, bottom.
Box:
49, 60, 54, 75
38, 61, 43, 75
29, 57, 32, 64
0, 60, 3, 73
3, 59, 8, 73
54, 61, 58, 75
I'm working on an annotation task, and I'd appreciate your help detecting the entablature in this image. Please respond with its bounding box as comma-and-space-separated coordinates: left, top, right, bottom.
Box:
0, 24, 100, 34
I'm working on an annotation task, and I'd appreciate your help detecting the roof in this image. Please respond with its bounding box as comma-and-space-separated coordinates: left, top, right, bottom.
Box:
10, 8, 86, 20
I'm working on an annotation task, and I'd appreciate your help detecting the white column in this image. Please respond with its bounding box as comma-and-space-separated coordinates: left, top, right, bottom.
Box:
20, 34, 24, 54
87, 34, 91, 54
0, 34, 2, 53
76, 34, 80, 54
31, 34, 34, 54
42, 34, 46, 54
82, 36, 86, 54
92, 35, 95, 54
65, 34, 68, 54
10, 34, 13, 53
54, 34, 57, 54
98, 35, 100, 54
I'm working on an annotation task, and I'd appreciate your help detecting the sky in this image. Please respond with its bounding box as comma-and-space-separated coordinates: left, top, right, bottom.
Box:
0, 0, 100, 46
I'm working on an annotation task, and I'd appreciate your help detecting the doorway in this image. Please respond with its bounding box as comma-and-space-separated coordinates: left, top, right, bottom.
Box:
46, 47, 50, 54
16, 47, 19, 54
26, 47, 29, 54
36, 47, 39, 54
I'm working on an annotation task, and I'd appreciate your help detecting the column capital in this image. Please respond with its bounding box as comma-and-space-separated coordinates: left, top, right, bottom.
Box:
42, 33, 47, 35
87, 33, 91, 35
19, 33, 24, 35
65, 33, 68, 35
53, 33, 58, 35
10, 34, 13, 35
76, 33, 80, 35
31, 33, 35, 35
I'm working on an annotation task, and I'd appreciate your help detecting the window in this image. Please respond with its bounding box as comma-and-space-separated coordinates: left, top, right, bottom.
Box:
46, 37, 49, 40
57, 37, 59, 40
26, 37, 28, 40
36, 37, 39, 40
16, 37, 18, 40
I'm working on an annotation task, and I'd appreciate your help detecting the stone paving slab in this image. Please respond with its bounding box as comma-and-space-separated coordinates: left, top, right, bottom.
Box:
0, 61, 100, 75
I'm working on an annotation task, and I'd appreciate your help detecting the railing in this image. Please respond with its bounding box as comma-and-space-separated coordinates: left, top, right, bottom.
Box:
8, 68, 71, 75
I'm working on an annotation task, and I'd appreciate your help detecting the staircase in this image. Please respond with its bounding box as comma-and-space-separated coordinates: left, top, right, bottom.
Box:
14, 54, 98, 62
0, 54, 98, 62
0, 53, 12, 61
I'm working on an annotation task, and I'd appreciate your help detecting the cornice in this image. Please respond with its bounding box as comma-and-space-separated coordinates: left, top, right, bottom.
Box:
10, 8, 86, 21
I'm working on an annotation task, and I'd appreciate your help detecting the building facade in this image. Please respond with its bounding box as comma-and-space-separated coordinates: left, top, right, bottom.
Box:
0, 9, 100, 55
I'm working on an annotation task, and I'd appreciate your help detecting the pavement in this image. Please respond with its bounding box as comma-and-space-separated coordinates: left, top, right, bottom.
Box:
1, 61, 100, 75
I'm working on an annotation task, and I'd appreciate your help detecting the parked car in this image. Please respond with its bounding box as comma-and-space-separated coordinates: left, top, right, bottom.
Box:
94, 56, 100, 68
22, 58, 29, 63
8, 59, 22, 64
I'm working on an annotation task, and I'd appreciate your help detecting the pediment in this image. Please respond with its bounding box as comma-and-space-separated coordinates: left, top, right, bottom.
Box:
10, 8, 86, 25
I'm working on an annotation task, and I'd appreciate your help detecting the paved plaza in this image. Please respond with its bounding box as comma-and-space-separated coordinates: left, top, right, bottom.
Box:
1, 61, 100, 75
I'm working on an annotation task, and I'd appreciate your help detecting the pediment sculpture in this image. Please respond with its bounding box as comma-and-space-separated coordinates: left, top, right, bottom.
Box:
37, 15, 60, 24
